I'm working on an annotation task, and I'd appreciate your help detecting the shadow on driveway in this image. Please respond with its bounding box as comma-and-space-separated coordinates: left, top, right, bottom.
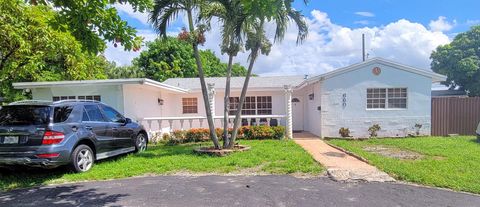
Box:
0, 184, 128, 207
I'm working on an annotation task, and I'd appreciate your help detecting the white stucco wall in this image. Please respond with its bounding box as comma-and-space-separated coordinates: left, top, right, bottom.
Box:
320, 62, 432, 138
31, 85, 124, 113
293, 83, 322, 136
138, 89, 288, 132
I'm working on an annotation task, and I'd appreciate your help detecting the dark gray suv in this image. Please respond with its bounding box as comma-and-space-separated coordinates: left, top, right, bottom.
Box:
0, 100, 148, 172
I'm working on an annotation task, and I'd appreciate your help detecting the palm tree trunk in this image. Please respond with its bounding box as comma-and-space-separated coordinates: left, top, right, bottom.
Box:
228, 48, 259, 148
222, 55, 234, 148
187, 10, 220, 149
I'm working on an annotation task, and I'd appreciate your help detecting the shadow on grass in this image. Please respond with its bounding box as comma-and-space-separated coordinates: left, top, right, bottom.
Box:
0, 144, 208, 191
0, 184, 128, 206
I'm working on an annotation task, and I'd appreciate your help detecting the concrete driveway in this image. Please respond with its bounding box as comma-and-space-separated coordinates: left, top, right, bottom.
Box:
1, 175, 479, 207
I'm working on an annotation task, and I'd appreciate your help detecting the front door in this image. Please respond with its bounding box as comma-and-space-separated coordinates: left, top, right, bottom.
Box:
292, 97, 304, 131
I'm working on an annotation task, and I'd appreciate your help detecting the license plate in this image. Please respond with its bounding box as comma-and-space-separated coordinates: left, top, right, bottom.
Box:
3, 136, 19, 144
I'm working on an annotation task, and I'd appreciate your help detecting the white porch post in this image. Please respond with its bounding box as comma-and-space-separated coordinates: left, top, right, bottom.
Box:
284, 85, 293, 139
207, 83, 215, 117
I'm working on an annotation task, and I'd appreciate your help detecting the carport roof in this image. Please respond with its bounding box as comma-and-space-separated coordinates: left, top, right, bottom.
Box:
13, 78, 188, 93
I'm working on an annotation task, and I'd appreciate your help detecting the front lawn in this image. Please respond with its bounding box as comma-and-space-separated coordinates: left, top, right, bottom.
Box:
328, 136, 480, 194
0, 140, 323, 191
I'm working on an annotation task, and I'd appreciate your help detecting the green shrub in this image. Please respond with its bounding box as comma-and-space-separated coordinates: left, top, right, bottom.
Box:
368, 124, 381, 137
338, 127, 350, 137
185, 128, 210, 142
166, 126, 285, 145
271, 126, 286, 139
167, 130, 187, 145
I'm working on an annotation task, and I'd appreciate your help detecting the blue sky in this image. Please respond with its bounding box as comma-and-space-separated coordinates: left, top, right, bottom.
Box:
107, 0, 480, 76
292, 0, 479, 32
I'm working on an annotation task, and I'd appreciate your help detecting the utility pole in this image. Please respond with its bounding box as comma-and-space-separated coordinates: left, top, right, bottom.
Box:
362, 33, 366, 62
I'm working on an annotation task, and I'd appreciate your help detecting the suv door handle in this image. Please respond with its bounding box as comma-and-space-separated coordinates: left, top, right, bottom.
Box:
112, 127, 118, 131
85, 126, 93, 130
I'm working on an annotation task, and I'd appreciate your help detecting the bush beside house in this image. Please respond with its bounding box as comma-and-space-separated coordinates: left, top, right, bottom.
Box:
158, 126, 285, 145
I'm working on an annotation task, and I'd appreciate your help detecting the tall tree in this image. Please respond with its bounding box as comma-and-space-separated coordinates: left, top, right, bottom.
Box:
228, 0, 309, 148
28, 0, 152, 54
431, 25, 480, 96
150, 0, 221, 148
0, 0, 107, 101
200, 0, 247, 148
132, 37, 247, 82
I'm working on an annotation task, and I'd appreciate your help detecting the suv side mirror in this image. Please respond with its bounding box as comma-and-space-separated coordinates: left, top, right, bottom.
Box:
125, 118, 132, 124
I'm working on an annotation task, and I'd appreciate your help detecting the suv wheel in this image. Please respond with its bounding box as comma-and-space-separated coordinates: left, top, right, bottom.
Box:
71, 144, 94, 173
135, 133, 147, 152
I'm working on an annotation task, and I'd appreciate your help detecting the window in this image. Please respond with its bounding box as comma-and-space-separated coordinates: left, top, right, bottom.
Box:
52, 95, 101, 101
83, 105, 105, 122
78, 95, 101, 101
367, 88, 407, 109
257, 96, 272, 115
229, 96, 272, 115
387, 88, 407, 108
100, 105, 124, 123
53, 106, 74, 123
0, 106, 50, 126
182, 98, 198, 114
52, 96, 75, 101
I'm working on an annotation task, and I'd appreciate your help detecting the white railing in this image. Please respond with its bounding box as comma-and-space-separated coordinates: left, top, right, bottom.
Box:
141, 115, 287, 132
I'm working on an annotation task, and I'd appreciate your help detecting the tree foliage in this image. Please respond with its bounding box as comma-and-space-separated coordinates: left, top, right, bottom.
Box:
28, 0, 153, 54
133, 37, 247, 82
0, 0, 107, 101
431, 25, 480, 96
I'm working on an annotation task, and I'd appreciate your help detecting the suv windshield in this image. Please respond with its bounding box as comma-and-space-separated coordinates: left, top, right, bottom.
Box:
0, 105, 51, 126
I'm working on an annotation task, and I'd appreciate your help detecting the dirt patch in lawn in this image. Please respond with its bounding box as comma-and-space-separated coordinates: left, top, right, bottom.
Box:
363, 145, 425, 160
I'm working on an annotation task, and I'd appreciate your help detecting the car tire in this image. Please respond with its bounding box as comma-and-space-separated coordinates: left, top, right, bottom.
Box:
70, 144, 95, 173
135, 133, 147, 152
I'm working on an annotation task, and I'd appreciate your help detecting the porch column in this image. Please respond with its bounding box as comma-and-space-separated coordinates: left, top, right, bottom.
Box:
207, 83, 215, 117
284, 85, 293, 139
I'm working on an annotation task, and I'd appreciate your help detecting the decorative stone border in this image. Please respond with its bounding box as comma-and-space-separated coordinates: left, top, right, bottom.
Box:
194, 145, 251, 156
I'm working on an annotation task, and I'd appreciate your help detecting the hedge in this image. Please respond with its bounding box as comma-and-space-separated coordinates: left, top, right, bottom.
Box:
164, 126, 286, 145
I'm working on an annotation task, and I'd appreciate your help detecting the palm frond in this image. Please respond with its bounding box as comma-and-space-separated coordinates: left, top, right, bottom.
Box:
149, 0, 185, 37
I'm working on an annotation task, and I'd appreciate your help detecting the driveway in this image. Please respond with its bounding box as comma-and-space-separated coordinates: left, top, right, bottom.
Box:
1, 175, 478, 207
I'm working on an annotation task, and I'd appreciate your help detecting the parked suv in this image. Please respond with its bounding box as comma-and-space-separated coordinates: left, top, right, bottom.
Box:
0, 100, 148, 172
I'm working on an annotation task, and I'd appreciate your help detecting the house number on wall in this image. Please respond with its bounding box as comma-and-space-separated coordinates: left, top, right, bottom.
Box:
372, 67, 381, 75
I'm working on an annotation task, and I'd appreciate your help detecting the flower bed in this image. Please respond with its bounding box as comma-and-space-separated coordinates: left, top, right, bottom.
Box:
164, 126, 286, 145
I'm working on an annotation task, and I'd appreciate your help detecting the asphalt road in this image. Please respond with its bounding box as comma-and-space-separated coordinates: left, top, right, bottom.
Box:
1, 175, 479, 207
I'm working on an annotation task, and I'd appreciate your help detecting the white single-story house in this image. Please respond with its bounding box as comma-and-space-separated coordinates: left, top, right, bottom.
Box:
13, 57, 447, 138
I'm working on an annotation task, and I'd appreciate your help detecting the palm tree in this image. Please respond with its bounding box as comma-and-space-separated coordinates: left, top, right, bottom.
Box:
150, 0, 221, 149
199, 0, 246, 148
228, 0, 309, 148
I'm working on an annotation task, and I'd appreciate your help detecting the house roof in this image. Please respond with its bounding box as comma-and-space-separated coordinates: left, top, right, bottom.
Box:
12, 78, 188, 93
296, 57, 447, 88
162, 76, 306, 91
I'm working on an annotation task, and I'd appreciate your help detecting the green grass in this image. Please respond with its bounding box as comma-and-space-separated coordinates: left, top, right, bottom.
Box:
0, 140, 323, 191
328, 136, 480, 193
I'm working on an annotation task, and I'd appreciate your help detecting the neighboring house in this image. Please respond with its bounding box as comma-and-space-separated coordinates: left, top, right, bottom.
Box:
13, 58, 446, 138
432, 89, 468, 97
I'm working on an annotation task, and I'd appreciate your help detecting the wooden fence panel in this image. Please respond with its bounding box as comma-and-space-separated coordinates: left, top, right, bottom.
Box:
432, 97, 480, 136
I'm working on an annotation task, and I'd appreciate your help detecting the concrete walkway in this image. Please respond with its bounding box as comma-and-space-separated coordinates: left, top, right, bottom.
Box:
294, 132, 394, 182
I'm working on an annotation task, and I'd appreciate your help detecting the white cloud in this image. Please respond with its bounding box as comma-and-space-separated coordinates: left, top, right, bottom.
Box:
429, 16, 456, 32
104, 29, 158, 65
466, 19, 480, 26
354, 20, 370, 25
355, 12, 375, 17
114, 3, 150, 25
105, 9, 451, 77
